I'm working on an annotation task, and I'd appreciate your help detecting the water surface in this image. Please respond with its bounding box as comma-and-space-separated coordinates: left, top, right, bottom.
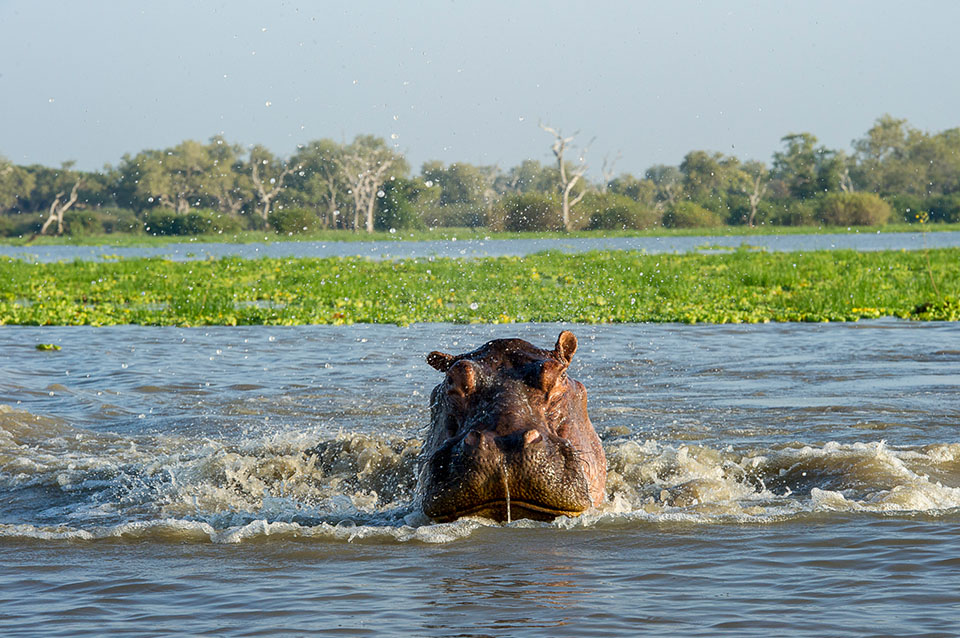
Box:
3, 230, 959, 262
2, 321, 959, 636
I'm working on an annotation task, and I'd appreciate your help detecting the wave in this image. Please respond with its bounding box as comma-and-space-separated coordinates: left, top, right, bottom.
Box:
3, 404, 960, 544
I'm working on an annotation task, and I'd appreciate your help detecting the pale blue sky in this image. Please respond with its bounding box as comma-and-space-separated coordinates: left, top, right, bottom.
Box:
1, 0, 958, 178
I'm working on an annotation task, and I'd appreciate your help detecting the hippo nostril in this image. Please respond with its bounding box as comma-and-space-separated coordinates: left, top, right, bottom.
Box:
523, 429, 543, 446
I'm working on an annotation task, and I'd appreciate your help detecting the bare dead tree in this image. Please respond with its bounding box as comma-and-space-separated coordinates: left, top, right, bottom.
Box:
738, 161, 768, 228
251, 160, 296, 223
600, 151, 622, 194
540, 123, 589, 231
340, 150, 395, 233
839, 165, 855, 193
745, 174, 767, 227
39, 178, 82, 236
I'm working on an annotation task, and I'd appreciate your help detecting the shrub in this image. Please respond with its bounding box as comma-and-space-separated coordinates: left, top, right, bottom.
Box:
662, 201, 725, 228
768, 199, 818, 226
176, 209, 243, 235
421, 203, 487, 228
144, 209, 243, 236
144, 210, 180, 236
0, 214, 21, 237
924, 194, 960, 224
582, 192, 661, 230
100, 208, 142, 234
816, 192, 892, 226
375, 182, 424, 231
268, 208, 318, 234
885, 194, 925, 223
489, 193, 562, 232
62, 210, 105, 236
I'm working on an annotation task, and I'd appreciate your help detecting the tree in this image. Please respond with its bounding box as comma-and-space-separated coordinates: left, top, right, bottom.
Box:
540, 123, 589, 231
495, 160, 557, 195
816, 149, 855, 194
128, 141, 211, 213
286, 139, 348, 229
338, 135, 407, 232
420, 161, 492, 207
375, 177, 423, 231
0, 157, 35, 213
644, 164, 683, 208
249, 144, 295, 223
205, 136, 253, 217
852, 116, 960, 197
772, 133, 820, 199
37, 163, 82, 235
608, 173, 657, 207
737, 160, 769, 227
599, 152, 621, 194
680, 150, 724, 201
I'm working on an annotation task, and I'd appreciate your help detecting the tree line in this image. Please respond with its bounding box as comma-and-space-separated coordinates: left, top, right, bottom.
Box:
1, 115, 959, 238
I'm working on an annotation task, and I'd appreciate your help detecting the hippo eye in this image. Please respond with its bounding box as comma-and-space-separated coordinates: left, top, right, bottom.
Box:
446, 359, 477, 399
535, 359, 567, 393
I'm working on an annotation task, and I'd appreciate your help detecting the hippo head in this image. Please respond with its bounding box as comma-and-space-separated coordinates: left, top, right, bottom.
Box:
417, 331, 606, 523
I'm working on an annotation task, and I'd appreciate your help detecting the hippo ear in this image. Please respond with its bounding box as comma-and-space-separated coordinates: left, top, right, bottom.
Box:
446, 359, 477, 398
427, 351, 455, 372
553, 330, 577, 365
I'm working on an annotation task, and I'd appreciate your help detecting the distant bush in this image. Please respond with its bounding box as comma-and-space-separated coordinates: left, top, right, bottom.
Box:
99, 208, 142, 234
421, 203, 487, 228
177, 209, 243, 235
769, 199, 818, 226
268, 208, 318, 234
143, 210, 181, 235
662, 201, 724, 228
144, 209, 243, 236
582, 192, 661, 230
375, 181, 424, 231
4, 212, 42, 236
885, 194, 925, 223
816, 192, 892, 226
924, 194, 960, 223
725, 194, 777, 226
63, 209, 104, 236
60, 208, 143, 236
489, 193, 562, 232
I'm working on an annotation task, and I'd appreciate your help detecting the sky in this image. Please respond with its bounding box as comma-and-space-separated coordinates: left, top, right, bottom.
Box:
2, 0, 959, 179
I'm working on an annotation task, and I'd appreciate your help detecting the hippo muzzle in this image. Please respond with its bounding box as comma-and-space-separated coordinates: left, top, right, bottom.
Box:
417, 331, 606, 522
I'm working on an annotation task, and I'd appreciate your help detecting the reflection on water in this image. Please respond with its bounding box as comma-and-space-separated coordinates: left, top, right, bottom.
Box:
2, 320, 960, 636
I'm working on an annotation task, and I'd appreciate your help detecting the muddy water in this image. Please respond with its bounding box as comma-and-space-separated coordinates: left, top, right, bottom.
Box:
2, 321, 959, 636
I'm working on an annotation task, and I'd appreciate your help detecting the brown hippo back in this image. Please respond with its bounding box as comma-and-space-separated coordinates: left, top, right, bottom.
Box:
418, 331, 606, 522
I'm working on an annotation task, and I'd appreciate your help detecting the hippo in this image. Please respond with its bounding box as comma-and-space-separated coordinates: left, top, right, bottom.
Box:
417, 331, 606, 523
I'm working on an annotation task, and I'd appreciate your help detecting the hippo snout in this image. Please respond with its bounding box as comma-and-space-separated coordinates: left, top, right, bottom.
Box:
422, 425, 592, 523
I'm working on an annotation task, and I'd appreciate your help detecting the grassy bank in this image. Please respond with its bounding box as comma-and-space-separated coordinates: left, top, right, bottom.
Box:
3, 222, 960, 247
1, 249, 957, 325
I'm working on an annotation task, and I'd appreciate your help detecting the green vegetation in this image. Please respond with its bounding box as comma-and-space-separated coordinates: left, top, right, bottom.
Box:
1, 249, 956, 326
2, 115, 960, 240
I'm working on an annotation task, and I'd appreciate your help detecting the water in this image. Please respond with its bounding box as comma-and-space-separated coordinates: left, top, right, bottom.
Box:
2, 321, 959, 636
3, 229, 960, 262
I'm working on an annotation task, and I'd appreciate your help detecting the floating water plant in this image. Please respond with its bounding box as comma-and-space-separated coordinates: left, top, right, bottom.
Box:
0, 248, 957, 326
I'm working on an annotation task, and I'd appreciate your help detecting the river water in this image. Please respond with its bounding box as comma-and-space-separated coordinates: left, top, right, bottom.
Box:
2, 321, 959, 636
3, 230, 960, 262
